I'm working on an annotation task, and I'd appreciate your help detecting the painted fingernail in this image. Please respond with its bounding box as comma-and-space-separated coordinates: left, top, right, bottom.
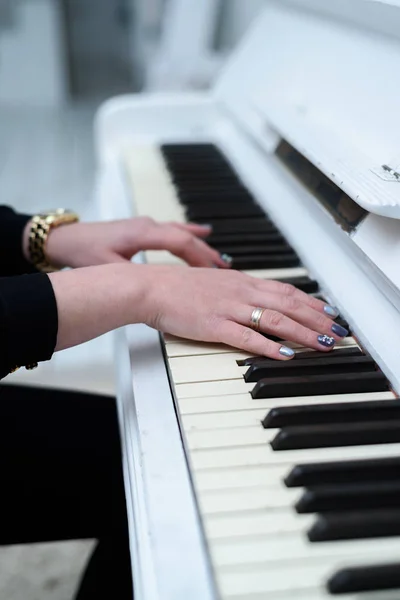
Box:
318, 334, 335, 348
200, 223, 213, 229
324, 305, 340, 318
221, 253, 233, 265
331, 323, 349, 337
279, 346, 295, 358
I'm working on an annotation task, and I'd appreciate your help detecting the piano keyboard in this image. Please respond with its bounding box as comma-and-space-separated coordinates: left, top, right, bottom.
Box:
123, 142, 400, 599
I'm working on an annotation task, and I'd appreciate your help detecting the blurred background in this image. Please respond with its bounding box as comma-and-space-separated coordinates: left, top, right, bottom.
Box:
0, 1, 264, 598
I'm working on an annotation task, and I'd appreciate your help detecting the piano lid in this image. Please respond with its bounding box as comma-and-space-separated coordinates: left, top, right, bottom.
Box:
213, 0, 400, 218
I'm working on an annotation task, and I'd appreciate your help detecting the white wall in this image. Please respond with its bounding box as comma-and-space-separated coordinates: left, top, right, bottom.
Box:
0, 0, 67, 107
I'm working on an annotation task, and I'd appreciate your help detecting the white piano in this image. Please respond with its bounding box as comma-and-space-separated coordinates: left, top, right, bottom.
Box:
94, 1, 400, 598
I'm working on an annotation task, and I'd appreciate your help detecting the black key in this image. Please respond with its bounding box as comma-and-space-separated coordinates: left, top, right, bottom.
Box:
308, 509, 400, 542
328, 562, 400, 595
245, 355, 374, 383
211, 243, 295, 256
263, 399, 400, 429
272, 419, 400, 451
237, 347, 362, 367
296, 481, 400, 513
285, 456, 400, 488
207, 232, 286, 246
232, 253, 300, 270
186, 203, 264, 220
178, 189, 252, 204
277, 276, 319, 293
207, 218, 275, 234
251, 371, 389, 399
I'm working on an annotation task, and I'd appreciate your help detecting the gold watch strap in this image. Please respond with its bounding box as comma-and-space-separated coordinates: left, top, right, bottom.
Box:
29, 210, 79, 272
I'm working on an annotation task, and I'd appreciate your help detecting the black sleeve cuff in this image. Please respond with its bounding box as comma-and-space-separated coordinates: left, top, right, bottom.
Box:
0, 273, 58, 378
0, 207, 36, 276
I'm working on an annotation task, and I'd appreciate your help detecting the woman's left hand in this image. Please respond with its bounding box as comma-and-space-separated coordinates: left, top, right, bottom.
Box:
43, 217, 230, 269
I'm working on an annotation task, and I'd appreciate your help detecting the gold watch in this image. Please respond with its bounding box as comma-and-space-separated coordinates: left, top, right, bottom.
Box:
28, 209, 79, 272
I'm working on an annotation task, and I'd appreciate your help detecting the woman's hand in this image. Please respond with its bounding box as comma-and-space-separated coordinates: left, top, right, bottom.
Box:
143, 266, 345, 359
44, 217, 230, 269
49, 263, 345, 358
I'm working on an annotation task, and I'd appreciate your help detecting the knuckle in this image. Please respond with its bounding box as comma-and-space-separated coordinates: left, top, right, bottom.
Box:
282, 296, 301, 312
281, 283, 296, 296
241, 327, 256, 348
265, 310, 284, 330
315, 313, 329, 331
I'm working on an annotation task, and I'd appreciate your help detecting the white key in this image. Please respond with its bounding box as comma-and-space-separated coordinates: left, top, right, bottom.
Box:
191, 441, 400, 470
187, 425, 277, 450
217, 557, 400, 597
176, 378, 252, 399
198, 486, 300, 513
180, 391, 396, 425
242, 267, 309, 279
203, 510, 313, 539
193, 464, 290, 491
166, 337, 358, 357
212, 536, 400, 568
169, 353, 250, 384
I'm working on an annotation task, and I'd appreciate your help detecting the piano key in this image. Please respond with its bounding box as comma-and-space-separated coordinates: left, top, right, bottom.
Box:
308, 509, 400, 542
186, 203, 265, 220
207, 232, 286, 246
327, 562, 400, 595
245, 355, 375, 383
198, 485, 299, 513
211, 535, 400, 568
217, 559, 400, 598
278, 276, 320, 293
232, 253, 301, 270
285, 456, 400, 488
272, 420, 400, 451
296, 481, 400, 514
169, 352, 249, 384
209, 243, 295, 256
242, 267, 309, 279
203, 510, 313, 540
190, 440, 400, 470
179, 391, 395, 418
238, 346, 362, 366
194, 464, 290, 492
204, 218, 276, 234
251, 371, 389, 399
263, 398, 400, 429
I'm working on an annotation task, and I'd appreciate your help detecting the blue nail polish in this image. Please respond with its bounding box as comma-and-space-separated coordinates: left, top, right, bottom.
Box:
324, 305, 340, 318
279, 346, 295, 358
331, 323, 349, 338
221, 253, 233, 264
318, 334, 335, 348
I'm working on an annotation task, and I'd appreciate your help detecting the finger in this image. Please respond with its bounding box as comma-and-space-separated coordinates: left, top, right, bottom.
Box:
234, 305, 336, 352
251, 292, 348, 340
253, 278, 339, 318
168, 231, 230, 268
215, 320, 295, 360
173, 222, 213, 238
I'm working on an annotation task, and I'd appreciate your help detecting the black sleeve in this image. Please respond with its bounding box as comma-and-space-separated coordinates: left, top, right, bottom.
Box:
0, 206, 36, 276
0, 273, 58, 379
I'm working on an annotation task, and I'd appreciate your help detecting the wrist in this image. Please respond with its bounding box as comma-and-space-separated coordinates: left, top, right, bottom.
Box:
46, 221, 82, 269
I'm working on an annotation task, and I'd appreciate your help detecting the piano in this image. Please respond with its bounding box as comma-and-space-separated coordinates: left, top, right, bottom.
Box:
94, 0, 400, 598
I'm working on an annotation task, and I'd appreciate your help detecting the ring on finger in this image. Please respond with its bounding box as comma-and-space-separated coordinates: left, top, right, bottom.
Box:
250, 307, 265, 331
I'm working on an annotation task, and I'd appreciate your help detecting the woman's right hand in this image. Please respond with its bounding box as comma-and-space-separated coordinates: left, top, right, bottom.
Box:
50, 263, 346, 358
141, 265, 346, 359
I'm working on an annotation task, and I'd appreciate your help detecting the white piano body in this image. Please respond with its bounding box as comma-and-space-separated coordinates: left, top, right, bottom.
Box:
95, 1, 400, 599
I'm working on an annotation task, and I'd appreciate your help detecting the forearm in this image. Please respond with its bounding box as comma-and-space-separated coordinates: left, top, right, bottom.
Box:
49, 263, 150, 351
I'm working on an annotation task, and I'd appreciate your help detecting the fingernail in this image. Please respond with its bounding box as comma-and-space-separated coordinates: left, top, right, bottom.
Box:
201, 224, 213, 229
324, 305, 339, 318
279, 346, 295, 358
318, 334, 335, 348
331, 323, 349, 337
221, 253, 233, 265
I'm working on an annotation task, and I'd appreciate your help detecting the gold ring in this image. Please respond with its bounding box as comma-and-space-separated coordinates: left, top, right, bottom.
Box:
250, 307, 265, 331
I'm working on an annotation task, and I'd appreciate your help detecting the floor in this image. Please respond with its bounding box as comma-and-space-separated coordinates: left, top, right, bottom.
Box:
0, 102, 116, 599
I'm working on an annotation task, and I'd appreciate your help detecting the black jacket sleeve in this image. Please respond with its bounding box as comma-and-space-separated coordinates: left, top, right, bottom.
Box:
0, 207, 58, 379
